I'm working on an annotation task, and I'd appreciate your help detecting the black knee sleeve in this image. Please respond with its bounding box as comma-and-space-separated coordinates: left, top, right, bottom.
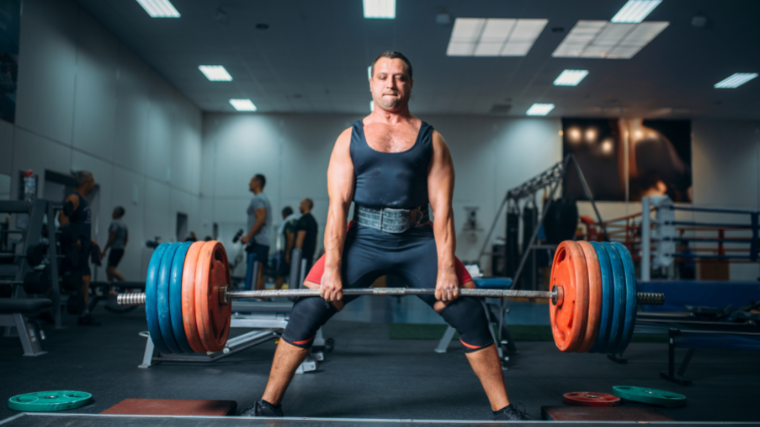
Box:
439, 297, 494, 353
281, 297, 337, 349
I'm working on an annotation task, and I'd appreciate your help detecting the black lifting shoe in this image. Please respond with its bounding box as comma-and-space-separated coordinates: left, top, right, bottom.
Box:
492, 404, 529, 421
240, 399, 284, 417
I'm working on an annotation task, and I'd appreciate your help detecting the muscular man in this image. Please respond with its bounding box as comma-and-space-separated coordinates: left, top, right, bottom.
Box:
58, 171, 99, 326
240, 174, 272, 291
243, 51, 526, 421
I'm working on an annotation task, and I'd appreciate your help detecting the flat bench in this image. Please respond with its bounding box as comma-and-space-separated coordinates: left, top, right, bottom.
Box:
0, 297, 52, 356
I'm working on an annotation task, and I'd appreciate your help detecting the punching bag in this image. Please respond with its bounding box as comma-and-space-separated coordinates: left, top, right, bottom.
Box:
505, 210, 519, 278
543, 198, 579, 244
521, 204, 537, 289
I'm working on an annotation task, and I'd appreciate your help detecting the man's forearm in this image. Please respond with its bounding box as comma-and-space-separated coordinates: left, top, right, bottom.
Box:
247, 218, 265, 238
432, 207, 457, 274
323, 203, 349, 269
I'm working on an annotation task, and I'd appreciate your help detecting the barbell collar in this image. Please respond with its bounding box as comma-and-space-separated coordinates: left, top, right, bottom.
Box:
117, 287, 665, 306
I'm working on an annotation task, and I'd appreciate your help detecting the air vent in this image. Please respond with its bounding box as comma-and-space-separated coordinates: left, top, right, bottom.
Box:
489, 104, 512, 114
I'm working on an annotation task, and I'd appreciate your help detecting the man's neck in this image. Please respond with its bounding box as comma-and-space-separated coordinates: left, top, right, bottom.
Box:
253, 188, 262, 195
76, 188, 87, 199
301, 210, 311, 215
370, 105, 414, 125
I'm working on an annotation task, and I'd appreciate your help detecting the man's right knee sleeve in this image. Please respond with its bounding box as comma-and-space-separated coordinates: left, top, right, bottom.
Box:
281, 297, 337, 349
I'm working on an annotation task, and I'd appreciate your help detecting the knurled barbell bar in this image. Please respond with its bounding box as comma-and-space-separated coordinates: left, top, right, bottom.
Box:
117, 240, 664, 355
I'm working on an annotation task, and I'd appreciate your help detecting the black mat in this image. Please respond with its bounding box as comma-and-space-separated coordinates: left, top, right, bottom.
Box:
2, 413, 756, 426
2, 307, 759, 422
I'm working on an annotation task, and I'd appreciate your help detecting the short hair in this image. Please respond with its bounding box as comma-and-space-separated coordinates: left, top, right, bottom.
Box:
304, 198, 314, 209
254, 174, 266, 189
76, 170, 93, 188
282, 206, 294, 217
370, 51, 413, 79
114, 206, 125, 218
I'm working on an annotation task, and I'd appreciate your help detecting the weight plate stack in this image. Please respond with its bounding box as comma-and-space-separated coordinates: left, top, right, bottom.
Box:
170, 242, 194, 353
601, 242, 625, 354
589, 242, 614, 353
611, 242, 638, 355
157, 243, 182, 353
182, 242, 207, 352
549, 241, 589, 352
576, 242, 601, 353
146, 243, 171, 353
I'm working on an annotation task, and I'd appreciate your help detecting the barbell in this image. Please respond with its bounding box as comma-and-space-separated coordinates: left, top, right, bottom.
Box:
118, 240, 664, 355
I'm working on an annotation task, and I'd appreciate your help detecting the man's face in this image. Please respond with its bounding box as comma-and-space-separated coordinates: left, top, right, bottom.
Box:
84, 176, 95, 195
299, 199, 308, 214
249, 177, 257, 192
370, 57, 413, 112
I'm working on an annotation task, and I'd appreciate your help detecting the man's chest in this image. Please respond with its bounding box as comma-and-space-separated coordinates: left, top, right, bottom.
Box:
364, 124, 419, 153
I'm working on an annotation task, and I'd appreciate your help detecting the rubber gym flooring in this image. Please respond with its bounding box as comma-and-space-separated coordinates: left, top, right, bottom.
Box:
1, 306, 758, 423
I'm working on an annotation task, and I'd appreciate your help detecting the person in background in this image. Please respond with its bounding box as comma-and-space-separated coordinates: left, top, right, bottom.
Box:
59, 171, 99, 326
275, 206, 300, 290
240, 174, 272, 290
185, 231, 198, 242
294, 198, 318, 271
102, 206, 128, 282
204, 235, 213, 242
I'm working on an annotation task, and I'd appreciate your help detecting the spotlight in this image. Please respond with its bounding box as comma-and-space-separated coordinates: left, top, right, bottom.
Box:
585, 128, 597, 143
601, 138, 614, 155
567, 127, 582, 143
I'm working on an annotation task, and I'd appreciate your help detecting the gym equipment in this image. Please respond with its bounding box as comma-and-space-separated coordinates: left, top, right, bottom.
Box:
611, 386, 686, 407
562, 392, 620, 407
118, 240, 664, 354
7, 390, 93, 412
23, 268, 51, 294
25, 243, 47, 267
543, 198, 579, 244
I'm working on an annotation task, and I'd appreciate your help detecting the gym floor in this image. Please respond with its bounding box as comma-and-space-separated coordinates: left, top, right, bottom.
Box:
1, 304, 758, 423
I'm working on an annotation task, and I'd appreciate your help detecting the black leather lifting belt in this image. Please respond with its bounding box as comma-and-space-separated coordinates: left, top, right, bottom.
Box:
355, 205, 430, 234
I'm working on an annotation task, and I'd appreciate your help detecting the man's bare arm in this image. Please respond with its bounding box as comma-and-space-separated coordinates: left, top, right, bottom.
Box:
321, 128, 355, 302
58, 194, 79, 227
428, 131, 458, 302
295, 230, 306, 249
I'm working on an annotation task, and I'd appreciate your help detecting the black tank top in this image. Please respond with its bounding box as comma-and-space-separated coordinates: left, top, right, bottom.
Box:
350, 120, 434, 209
67, 192, 91, 241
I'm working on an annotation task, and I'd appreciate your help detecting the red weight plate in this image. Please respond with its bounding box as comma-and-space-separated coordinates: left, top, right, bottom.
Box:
195, 241, 232, 353
576, 241, 602, 353
182, 242, 207, 353
549, 241, 589, 352
563, 392, 621, 407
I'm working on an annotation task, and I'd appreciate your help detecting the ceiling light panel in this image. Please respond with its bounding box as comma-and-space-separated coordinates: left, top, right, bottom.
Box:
447, 18, 548, 57
714, 73, 758, 88
526, 103, 555, 116
554, 70, 589, 86
611, 0, 661, 23
363, 0, 395, 19
229, 99, 257, 111
552, 20, 668, 59
199, 66, 232, 81
136, 0, 180, 18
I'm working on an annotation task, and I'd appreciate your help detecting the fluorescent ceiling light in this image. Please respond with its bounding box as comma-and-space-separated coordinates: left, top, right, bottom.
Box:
611, 0, 661, 23
554, 69, 589, 86
135, 0, 180, 18
526, 103, 555, 116
714, 73, 758, 89
198, 66, 232, 81
363, 0, 395, 19
447, 18, 548, 57
229, 99, 257, 111
552, 20, 668, 59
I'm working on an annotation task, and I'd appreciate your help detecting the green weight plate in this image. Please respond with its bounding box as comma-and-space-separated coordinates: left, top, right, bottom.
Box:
612, 386, 686, 407
8, 390, 93, 412
601, 242, 625, 354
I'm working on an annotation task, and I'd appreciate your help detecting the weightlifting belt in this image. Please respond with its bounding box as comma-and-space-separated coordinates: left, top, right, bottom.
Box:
355, 205, 430, 234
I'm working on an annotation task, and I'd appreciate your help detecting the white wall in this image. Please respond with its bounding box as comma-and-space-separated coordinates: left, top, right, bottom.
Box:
0, 0, 203, 280
200, 113, 561, 274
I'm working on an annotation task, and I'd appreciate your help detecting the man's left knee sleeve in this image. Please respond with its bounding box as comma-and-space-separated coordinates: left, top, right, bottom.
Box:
439, 297, 494, 353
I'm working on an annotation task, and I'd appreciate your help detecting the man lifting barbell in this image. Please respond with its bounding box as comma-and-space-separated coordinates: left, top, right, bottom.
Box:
243, 51, 525, 420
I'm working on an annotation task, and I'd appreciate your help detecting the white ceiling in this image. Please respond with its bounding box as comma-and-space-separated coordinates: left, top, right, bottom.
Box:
74, 0, 760, 119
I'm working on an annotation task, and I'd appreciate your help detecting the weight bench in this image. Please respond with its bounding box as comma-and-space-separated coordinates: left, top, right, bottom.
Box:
434, 278, 517, 365
137, 300, 324, 374
0, 298, 52, 356
660, 328, 760, 385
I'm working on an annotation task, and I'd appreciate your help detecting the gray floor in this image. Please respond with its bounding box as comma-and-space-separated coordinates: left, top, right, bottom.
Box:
1, 304, 759, 423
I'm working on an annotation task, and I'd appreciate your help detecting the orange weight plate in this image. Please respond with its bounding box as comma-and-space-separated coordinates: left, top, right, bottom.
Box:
182, 242, 207, 353
549, 241, 589, 352
194, 241, 232, 353
576, 241, 602, 353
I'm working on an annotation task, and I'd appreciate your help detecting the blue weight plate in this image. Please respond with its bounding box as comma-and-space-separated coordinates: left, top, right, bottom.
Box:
601, 242, 626, 354
170, 242, 193, 353
146, 243, 171, 353
589, 242, 614, 354
611, 242, 638, 354
158, 243, 182, 353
